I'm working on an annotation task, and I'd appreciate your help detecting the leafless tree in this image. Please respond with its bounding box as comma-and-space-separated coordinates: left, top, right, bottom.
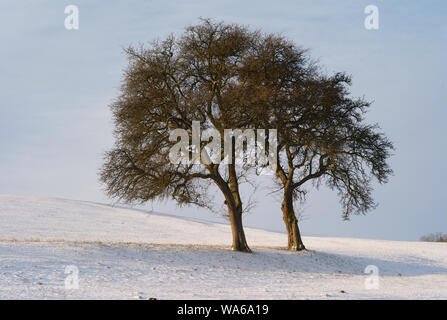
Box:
420, 233, 447, 242
101, 20, 267, 252
240, 35, 394, 250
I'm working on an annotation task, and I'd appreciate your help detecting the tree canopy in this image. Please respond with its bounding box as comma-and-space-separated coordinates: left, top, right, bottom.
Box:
101, 19, 393, 252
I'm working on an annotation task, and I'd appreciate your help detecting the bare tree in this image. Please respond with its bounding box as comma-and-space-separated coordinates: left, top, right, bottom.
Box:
420, 233, 447, 242
101, 20, 263, 252
240, 35, 394, 250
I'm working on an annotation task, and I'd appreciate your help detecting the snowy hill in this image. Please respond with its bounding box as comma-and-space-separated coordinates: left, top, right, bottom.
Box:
0, 194, 446, 299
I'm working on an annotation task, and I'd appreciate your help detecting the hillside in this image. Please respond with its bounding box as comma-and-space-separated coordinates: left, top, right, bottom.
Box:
0, 195, 446, 299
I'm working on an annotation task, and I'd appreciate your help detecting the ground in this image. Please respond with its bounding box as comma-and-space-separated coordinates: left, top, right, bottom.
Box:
0, 195, 446, 299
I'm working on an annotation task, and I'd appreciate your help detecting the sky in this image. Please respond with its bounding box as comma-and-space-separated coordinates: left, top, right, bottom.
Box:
0, 0, 446, 241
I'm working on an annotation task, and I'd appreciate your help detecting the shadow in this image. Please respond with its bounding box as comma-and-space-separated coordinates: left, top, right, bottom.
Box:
92, 244, 447, 277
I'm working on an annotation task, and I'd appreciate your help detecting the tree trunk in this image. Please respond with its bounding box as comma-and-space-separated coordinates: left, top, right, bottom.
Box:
213, 163, 251, 253
227, 204, 251, 252
226, 163, 251, 252
282, 187, 306, 251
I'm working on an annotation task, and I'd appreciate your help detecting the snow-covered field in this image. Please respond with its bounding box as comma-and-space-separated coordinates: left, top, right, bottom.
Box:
0, 194, 446, 299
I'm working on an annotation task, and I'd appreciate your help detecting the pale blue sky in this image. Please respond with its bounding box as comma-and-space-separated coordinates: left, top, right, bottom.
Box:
0, 0, 446, 241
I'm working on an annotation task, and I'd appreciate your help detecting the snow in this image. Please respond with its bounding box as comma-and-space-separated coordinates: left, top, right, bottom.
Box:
0, 194, 446, 299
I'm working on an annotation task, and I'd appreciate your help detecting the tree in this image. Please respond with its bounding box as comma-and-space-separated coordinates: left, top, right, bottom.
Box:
100, 20, 267, 252
240, 35, 394, 250
420, 233, 447, 242
101, 19, 393, 253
